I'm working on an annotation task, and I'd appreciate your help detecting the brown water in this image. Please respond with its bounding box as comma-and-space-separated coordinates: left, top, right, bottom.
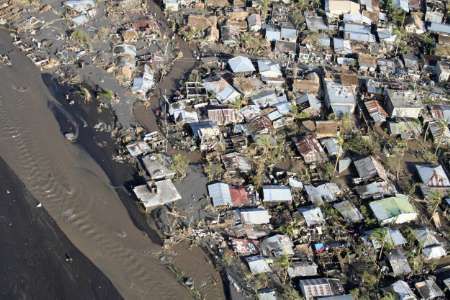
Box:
0, 30, 190, 299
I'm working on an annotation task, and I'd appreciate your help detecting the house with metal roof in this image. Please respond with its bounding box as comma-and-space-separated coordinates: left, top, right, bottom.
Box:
429, 104, 450, 124
246, 256, 272, 274
280, 25, 297, 42
366, 228, 407, 249
343, 23, 376, 43
355, 181, 397, 200
208, 182, 232, 207
260, 234, 294, 257
240, 208, 271, 224
305, 183, 341, 205
391, 280, 417, 300
298, 278, 344, 300
369, 194, 417, 225
415, 278, 445, 299
333, 200, 364, 223
265, 25, 281, 42
388, 248, 412, 277
293, 135, 328, 164
228, 56, 256, 74
247, 14, 261, 32
384, 89, 423, 119
353, 156, 388, 182
287, 261, 318, 278
296, 93, 323, 116
262, 185, 293, 203
203, 77, 241, 103
324, 80, 356, 117
333, 38, 353, 55
416, 164, 450, 196
300, 206, 326, 227
427, 22, 450, 36
257, 59, 283, 82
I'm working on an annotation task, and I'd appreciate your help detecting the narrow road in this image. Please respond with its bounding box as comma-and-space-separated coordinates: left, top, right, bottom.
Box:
134, 0, 198, 131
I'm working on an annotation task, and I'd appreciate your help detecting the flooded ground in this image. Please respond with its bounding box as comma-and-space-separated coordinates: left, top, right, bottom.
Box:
0, 30, 190, 299
0, 158, 122, 300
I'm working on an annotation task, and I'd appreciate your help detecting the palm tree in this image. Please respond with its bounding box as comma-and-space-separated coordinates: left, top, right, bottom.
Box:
274, 254, 291, 283
426, 190, 443, 221
370, 228, 394, 261
334, 132, 345, 175
433, 119, 448, 155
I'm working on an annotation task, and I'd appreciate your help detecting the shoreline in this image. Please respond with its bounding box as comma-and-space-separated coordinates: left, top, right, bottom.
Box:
0, 29, 191, 299
0, 157, 123, 300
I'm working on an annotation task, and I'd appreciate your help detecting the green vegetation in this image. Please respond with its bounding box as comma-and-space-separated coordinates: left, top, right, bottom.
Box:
203, 161, 224, 181
97, 89, 114, 102
171, 154, 190, 179
70, 29, 90, 48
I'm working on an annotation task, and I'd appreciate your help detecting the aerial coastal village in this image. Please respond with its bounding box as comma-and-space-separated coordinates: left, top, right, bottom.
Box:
1, 0, 450, 299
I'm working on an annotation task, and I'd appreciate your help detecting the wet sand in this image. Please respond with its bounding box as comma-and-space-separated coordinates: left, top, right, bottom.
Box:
0, 158, 122, 300
0, 30, 190, 300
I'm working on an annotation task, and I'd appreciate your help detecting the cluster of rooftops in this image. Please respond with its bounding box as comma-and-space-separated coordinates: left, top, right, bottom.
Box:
120, 0, 450, 298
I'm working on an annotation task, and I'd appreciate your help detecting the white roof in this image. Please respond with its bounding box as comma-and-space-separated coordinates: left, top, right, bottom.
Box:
63, 0, 96, 12
257, 59, 282, 78
203, 78, 241, 103
228, 56, 256, 73
240, 208, 271, 225
300, 207, 325, 227
391, 280, 417, 300
208, 182, 232, 207
262, 185, 293, 202
423, 245, 446, 260
246, 256, 272, 274
133, 180, 181, 210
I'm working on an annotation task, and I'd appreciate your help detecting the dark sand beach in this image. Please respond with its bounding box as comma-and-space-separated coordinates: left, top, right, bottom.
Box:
0, 158, 122, 300
0, 29, 190, 299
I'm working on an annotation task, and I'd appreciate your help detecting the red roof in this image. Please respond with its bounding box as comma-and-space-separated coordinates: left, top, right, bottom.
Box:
230, 187, 250, 206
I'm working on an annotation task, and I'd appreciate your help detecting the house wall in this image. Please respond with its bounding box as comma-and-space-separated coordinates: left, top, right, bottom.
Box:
392, 107, 422, 119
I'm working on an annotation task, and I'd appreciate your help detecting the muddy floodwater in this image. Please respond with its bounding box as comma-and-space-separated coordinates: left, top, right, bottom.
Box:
0, 30, 190, 299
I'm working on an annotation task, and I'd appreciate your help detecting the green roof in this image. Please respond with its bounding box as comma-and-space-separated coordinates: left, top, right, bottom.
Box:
369, 194, 416, 221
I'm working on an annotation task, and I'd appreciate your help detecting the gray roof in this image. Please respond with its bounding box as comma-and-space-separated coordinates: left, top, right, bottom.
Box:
305, 15, 328, 32
416, 164, 450, 187
355, 181, 397, 199
391, 280, 417, 300
246, 256, 272, 274
257, 59, 282, 78
228, 56, 256, 73
208, 182, 232, 207
324, 80, 356, 115
251, 90, 279, 107
280, 26, 297, 42
354, 156, 387, 181
333, 200, 364, 223
261, 234, 294, 257
428, 22, 450, 35
265, 25, 281, 41
203, 78, 241, 103
305, 183, 341, 205
415, 279, 445, 299
388, 248, 411, 277
386, 89, 422, 108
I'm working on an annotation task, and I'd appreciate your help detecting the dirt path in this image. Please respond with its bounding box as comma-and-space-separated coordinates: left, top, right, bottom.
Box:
134, 0, 198, 132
